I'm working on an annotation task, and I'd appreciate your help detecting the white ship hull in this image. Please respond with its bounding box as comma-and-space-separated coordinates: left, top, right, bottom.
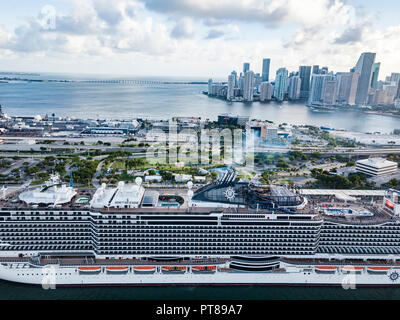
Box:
1, 263, 399, 287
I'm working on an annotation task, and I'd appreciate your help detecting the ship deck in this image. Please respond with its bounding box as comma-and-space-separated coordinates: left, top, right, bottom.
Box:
0, 185, 397, 224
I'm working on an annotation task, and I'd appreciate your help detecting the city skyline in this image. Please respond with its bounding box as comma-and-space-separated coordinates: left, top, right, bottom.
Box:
0, 0, 400, 77
207, 51, 400, 108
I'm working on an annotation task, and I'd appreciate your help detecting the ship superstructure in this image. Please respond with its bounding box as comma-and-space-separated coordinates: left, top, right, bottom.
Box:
0, 170, 400, 286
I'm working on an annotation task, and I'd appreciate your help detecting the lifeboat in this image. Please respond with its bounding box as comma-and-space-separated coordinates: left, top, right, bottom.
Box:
133, 266, 156, 273
78, 266, 101, 273
342, 266, 364, 272
315, 266, 337, 272
192, 266, 217, 273
367, 266, 390, 273
106, 266, 129, 273
161, 266, 186, 273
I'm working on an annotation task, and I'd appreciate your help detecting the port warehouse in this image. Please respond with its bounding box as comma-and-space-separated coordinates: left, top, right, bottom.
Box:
1, 207, 400, 259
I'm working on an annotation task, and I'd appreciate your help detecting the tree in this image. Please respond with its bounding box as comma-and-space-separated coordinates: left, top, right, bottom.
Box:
261, 171, 274, 184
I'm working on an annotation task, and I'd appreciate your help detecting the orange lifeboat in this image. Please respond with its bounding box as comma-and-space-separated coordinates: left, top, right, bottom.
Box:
161, 266, 186, 273
192, 266, 217, 272
315, 266, 337, 272
133, 266, 156, 273
78, 266, 101, 272
106, 266, 129, 273
367, 266, 390, 273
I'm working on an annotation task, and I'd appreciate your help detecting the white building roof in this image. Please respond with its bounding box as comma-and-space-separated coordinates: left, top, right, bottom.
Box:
174, 174, 192, 182
90, 181, 145, 208
356, 157, 398, 169
19, 184, 77, 205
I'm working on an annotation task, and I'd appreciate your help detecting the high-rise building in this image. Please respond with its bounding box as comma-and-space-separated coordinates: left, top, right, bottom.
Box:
308, 74, 334, 106
396, 80, 400, 100
391, 73, 400, 83
299, 66, 312, 99
368, 89, 386, 106
312, 65, 320, 75
336, 72, 359, 105
238, 75, 245, 94
243, 71, 255, 102
208, 79, 213, 94
260, 82, 273, 102
273, 68, 288, 102
288, 76, 301, 100
227, 75, 235, 101
383, 84, 398, 105
371, 63, 381, 89
254, 73, 262, 88
243, 63, 250, 74
354, 52, 376, 105
231, 71, 238, 87
262, 58, 270, 82
323, 80, 337, 105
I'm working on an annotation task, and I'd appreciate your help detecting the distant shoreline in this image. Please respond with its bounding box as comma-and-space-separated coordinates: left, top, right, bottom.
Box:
0, 77, 207, 85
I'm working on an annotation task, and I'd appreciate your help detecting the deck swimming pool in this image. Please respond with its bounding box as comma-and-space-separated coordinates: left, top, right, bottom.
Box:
324, 208, 374, 217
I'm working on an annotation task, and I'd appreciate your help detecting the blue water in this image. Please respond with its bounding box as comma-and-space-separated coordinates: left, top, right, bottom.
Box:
0, 73, 399, 133
2, 280, 400, 300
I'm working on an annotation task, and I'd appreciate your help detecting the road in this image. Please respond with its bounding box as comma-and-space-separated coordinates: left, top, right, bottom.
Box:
254, 146, 400, 156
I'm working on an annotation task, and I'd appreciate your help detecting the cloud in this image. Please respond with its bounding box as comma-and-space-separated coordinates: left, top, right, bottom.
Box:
170, 18, 195, 39
0, 25, 11, 47
140, 0, 357, 29
0, 0, 399, 79
203, 17, 227, 27
93, 0, 124, 26
205, 29, 225, 39
0, 0, 176, 57
140, 0, 289, 27
334, 24, 366, 44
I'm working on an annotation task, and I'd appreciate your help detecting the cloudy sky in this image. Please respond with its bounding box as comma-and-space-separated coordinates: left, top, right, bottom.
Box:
0, 0, 399, 79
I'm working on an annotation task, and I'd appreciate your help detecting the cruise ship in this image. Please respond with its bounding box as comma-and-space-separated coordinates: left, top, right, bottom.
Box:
1, 170, 400, 287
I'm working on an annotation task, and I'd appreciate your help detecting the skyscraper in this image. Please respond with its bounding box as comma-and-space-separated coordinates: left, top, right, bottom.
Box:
371, 62, 381, 89
312, 65, 320, 75
273, 68, 288, 102
354, 52, 376, 105
243, 71, 255, 102
239, 75, 245, 92
231, 71, 238, 87
396, 80, 400, 100
227, 75, 235, 101
323, 80, 337, 105
254, 73, 262, 88
391, 73, 400, 84
208, 79, 213, 94
262, 58, 271, 82
299, 66, 312, 99
336, 72, 359, 105
288, 76, 301, 100
308, 74, 335, 106
243, 63, 250, 74
260, 82, 273, 102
